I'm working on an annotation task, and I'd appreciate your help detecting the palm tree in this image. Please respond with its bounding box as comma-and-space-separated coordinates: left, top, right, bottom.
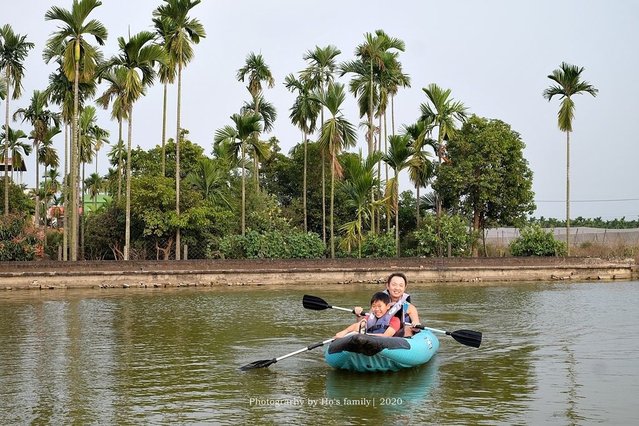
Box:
39, 128, 61, 241
0, 24, 34, 216
239, 95, 277, 192
237, 52, 275, 194
341, 31, 405, 234
339, 150, 380, 258
284, 73, 320, 231
302, 45, 341, 246
40, 127, 61, 181
45, 61, 97, 260
237, 52, 275, 115
184, 157, 230, 207
153, 0, 205, 260
404, 120, 434, 227
84, 172, 102, 211
13, 90, 60, 226
96, 66, 128, 201
152, 15, 177, 177
543, 62, 598, 255
0, 125, 31, 183
214, 112, 262, 236
44, 0, 107, 260
383, 134, 414, 257
106, 31, 166, 260
420, 83, 467, 216
106, 138, 126, 199
315, 83, 357, 258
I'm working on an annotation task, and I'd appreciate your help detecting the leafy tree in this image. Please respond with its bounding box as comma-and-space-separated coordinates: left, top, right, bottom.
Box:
0, 24, 34, 217
543, 62, 598, 255
361, 232, 396, 258
509, 224, 567, 257
83, 201, 123, 259
0, 181, 33, 216
414, 213, 472, 257
0, 214, 41, 260
434, 115, 535, 256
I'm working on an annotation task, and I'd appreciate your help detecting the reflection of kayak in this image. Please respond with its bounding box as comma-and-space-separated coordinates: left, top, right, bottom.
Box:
325, 358, 439, 404
324, 330, 439, 372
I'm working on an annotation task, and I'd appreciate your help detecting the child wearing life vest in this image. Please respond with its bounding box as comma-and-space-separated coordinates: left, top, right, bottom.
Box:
334, 292, 400, 338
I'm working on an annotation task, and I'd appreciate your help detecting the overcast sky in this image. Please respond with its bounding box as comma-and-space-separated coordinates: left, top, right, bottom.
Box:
4, 0, 638, 221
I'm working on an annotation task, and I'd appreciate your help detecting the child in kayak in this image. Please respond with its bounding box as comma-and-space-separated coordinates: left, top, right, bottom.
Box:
334, 292, 400, 338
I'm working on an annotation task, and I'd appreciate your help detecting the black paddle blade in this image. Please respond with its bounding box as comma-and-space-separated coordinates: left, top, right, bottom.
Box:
449, 329, 482, 348
239, 358, 277, 371
302, 294, 331, 311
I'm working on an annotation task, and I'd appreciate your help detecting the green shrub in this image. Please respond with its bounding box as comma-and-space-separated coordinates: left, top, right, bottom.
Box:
0, 214, 41, 261
414, 214, 471, 257
509, 225, 567, 256
219, 230, 325, 259
362, 232, 396, 258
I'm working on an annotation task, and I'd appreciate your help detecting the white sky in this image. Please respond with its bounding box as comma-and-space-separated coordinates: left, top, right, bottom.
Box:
4, 0, 639, 221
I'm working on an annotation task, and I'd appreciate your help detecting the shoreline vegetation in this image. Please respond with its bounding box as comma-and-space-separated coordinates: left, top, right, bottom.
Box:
2, 257, 637, 291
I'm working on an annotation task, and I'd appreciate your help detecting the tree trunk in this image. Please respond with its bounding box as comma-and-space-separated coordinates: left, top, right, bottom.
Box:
415, 184, 421, 228
566, 130, 571, 256
117, 118, 122, 201
395, 170, 400, 258
175, 64, 182, 260
161, 82, 167, 177
330, 157, 335, 259
3, 67, 10, 216
321, 108, 326, 246
63, 123, 68, 261
303, 131, 307, 232
124, 107, 133, 260
241, 141, 246, 237
70, 44, 80, 261
34, 142, 40, 228
472, 209, 481, 257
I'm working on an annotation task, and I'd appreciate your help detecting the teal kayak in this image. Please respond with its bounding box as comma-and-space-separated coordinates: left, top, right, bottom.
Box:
324, 330, 439, 372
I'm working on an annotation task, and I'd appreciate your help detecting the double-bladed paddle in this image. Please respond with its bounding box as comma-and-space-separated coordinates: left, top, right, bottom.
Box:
302, 294, 483, 348
239, 337, 335, 371
303, 294, 362, 315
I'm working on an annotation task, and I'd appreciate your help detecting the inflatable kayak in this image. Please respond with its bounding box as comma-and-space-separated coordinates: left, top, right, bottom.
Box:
324, 330, 439, 372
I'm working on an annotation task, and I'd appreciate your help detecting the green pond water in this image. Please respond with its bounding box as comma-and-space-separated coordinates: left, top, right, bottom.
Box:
1, 280, 638, 425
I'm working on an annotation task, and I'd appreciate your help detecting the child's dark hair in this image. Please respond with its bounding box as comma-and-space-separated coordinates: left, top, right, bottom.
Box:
370, 291, 391, 305
387, 272, 408, 286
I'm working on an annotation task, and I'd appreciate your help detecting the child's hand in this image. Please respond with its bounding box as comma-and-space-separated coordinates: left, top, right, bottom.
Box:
353, 306, 364, 316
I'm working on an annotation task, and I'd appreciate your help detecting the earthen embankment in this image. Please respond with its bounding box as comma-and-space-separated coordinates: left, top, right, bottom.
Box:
1, 257, 636, 291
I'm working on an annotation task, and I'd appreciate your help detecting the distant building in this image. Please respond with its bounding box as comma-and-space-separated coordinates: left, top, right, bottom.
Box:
0, 157, 27, 185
